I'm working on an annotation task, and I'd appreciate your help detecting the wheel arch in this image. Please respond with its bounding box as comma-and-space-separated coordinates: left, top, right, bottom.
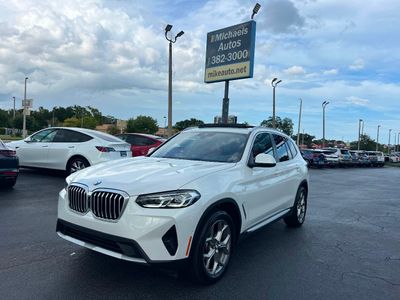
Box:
66, 155, 91, 171
191, 198, 242, 256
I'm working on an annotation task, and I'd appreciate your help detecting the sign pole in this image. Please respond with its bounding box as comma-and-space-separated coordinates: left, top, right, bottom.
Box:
222, 80, 229, 124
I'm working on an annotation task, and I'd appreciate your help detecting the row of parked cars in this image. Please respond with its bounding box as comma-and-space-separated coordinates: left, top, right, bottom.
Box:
0, 127, 166, 188
301, 148, 386, 168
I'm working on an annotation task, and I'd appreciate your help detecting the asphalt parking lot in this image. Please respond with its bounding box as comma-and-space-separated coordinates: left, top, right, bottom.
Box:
1, 167, 399, 299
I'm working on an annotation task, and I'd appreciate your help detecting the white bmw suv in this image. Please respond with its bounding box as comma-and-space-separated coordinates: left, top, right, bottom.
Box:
57, 125, 309, 283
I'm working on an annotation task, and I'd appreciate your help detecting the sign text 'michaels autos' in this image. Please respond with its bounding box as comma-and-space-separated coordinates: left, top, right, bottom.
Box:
204, 21, 256, 83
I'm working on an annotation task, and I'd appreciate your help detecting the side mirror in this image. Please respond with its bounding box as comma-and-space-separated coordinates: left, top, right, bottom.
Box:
24, 137, 32, 143
252, 153, 277, 168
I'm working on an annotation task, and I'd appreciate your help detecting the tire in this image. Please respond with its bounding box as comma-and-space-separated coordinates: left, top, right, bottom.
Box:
1, 178, 17, 189
67, 157, 90, 175
284, 186, 307, 228
188, 210, 235, 284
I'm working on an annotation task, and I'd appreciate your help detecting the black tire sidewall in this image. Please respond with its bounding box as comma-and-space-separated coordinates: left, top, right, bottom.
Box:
67, 157, 89, 175
189, 210, 235, 284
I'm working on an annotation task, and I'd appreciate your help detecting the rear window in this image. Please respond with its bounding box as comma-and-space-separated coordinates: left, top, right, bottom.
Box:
368, 152, 376, 156
322, 150, 335, 154
88, 131, 124, 142
340, 149, 349, 154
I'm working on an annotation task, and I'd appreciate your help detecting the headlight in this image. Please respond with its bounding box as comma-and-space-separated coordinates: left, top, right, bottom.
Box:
136, 190, 201, 208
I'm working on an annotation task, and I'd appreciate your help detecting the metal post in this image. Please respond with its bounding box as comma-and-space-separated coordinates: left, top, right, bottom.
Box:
394, 132, 397, 152
296, 98, 302, 145
388, 129, 392, 154
361, 120, 364, 136
322, 101, 329, 148
222, 80, 229, 124
22, 77, 28, 138
398, 132, 400, 152
376, 125, 380, 151
301, 129, 305, 146
12, 96, 16, 119
272, 85, 276, 128
357, 119, 362, 150
168, 40, 172, 136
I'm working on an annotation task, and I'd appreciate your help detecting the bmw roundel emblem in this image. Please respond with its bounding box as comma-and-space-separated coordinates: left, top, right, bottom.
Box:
94, 180, 102, 186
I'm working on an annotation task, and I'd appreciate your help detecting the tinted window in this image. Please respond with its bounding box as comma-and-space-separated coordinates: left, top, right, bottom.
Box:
273, 134, 291, 162
53, 129, 92, 143
251, 133, 274, 159
89, 131, 124, 142
340, 149, 350, 154
30, 129, 56, 142
135, 136, 155, 146
152, 131, 248, 163
287, 139, 298, 157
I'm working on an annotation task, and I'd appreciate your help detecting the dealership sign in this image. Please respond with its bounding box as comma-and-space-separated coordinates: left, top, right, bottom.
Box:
204, 21, 256, 83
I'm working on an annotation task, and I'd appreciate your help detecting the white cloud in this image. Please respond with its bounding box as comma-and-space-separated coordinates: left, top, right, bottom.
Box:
283, 65, 306, 76
345, 96, 369, 106
323, 69, 338, 75
349, 59, 365, 70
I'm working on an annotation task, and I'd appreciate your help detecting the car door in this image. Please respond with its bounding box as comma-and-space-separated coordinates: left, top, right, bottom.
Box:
16, 128, 57, 167
47, 129, 92, 170
272, 135, 302, 210
240, 132, 286, 227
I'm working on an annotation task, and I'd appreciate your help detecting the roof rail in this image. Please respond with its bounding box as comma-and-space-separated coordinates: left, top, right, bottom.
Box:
198, 123, 254, 129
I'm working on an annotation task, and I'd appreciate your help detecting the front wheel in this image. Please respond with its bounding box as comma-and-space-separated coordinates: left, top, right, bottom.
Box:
284, 186, 307, 228
188, 210, 235, 284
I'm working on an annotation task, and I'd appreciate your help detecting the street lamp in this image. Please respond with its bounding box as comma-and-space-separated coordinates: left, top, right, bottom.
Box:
322, 101, 329, 148
376, 125, 380, 151
271, 78, 282, 129
388, 129, 392, 154
12, 96, 16, 119
165, 24, 184, 137
251, 3, 261, 19
357, 119, 363, 150
397, 132, 400, 152
296, 98, 302, 146
22, 77, 28, 138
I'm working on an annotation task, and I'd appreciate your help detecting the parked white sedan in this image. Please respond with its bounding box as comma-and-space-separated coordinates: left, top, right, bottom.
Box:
7, 127, 131, 174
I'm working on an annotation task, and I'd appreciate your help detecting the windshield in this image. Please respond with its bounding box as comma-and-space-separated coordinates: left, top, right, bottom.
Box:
151, 131, 248, 163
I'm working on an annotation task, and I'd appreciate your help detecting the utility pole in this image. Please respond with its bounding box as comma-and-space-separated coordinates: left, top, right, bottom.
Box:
12, 96, 16, 119
322, 101, 329, 148
376, 125, 380, 151
388, 129, 392, 154
357, 119, 363, 150
296, 98, 302, 146
22, 77, 28, 138
271, 78, 282, 129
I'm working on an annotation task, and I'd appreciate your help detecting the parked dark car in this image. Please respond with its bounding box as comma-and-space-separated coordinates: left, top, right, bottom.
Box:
0, 139, 19, 188
301, 149, 325, 167
116, 133, 166, 157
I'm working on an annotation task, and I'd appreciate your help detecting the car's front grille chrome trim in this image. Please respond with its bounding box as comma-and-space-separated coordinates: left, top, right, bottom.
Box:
67, 185, 128, 221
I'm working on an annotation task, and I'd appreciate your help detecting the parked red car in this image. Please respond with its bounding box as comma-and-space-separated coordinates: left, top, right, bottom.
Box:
0, 139, 19, 188
116, 133, 166, 157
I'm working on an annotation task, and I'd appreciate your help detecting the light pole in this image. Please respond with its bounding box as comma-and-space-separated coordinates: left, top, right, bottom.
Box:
357, 119, 363, 150
12, 96, 16, 119
388, 129, 392, 154
322, 101, 329, 148
296, 98, 302, 146
22, 77, 28, 138
394, 131, 397, 152
165, 24, 184, 137
301, 129, 305, 146
271, 78, 282, 129
376, 125, 380, 151
361, 120, 364, 136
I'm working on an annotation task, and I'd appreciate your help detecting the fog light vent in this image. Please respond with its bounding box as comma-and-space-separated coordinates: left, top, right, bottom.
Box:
162, 225, 178, 256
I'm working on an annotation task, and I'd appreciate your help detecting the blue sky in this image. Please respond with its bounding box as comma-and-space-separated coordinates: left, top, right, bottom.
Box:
0, 0, 399, 142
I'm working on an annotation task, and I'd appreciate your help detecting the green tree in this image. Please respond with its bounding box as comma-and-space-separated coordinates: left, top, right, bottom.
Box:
126, 115, 158, 134
63, 117, 81, 127
292, 133, 315, 147
350, 134, 380, 151
260, 116, 294, 136
174, 118, 204, 131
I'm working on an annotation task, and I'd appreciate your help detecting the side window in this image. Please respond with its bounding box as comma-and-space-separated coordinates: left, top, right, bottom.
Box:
135, 136, 152, 146
41, 130, 58, 142
287, 139, 298, 158
30, 129, 56, 142
53, 130, 92, 143
251, 133, 274, 159
273, 134, 291, 162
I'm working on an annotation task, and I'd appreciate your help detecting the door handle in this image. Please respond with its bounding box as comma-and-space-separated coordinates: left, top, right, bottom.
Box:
42, 145, 48, 148
68, 146, 75, 148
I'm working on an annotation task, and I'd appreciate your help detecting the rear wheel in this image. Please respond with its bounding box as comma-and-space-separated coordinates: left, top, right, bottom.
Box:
1, 178, 17, 189
284, 186, 307, 228
67, 157, 90, 175
188, 210, 235, 284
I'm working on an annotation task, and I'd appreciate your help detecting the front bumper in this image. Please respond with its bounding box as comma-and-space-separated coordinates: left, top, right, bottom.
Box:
57, 188, 199, 262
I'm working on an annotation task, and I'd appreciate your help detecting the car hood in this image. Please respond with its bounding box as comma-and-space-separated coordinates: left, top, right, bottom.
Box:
6, 140, 24, 148
67, 157, 235, 196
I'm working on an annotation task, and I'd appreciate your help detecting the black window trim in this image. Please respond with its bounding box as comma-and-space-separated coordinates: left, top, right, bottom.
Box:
247, 131, 276, 166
